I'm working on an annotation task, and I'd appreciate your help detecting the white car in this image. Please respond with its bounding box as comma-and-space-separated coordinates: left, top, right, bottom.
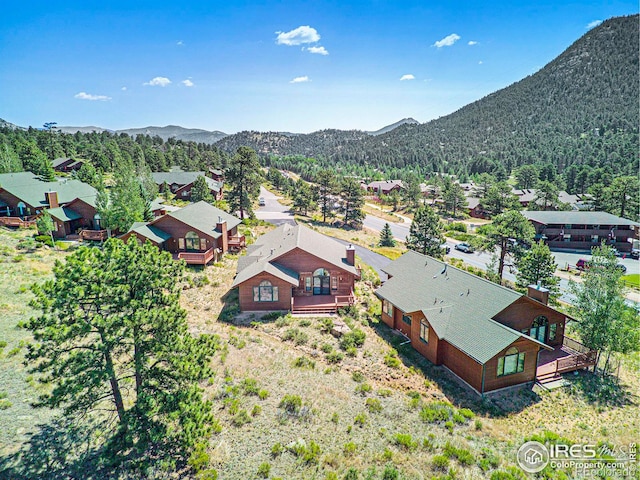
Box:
258, 197, 266, 206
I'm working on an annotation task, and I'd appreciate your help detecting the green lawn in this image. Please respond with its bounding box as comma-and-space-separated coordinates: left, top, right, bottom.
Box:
622, 273, 640, 289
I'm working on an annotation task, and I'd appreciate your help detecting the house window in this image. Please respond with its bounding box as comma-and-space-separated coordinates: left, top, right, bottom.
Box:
383, 299, 393, 317
182, 190, 189, 197
184, 231, 199, 250
530, 315, 548, 343
497, 347, 525, 377
402, 313, 412, 326
420, 319, 429, 344
253, 280, 279, 302
305, 276, 311, 292
332, 276, 338, 291
549, 323, 557, 341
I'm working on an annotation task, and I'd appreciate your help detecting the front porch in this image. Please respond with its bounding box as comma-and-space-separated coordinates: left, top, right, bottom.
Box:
291, 291, 355, 315
536, 336, 598, 384
79, 229, 108, 242
176, 247, 217, 265
0, 215, 38, 228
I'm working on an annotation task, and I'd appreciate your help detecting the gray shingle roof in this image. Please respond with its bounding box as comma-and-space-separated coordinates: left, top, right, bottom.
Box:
47, 206, 83, 222
151, 171, 222, 192
0, 173, 98, 208
377, 250, 547, 364
166, 201, 241, 238
522, 210, 639, 226
232, 224, 359, 288
127, 222, 172, 244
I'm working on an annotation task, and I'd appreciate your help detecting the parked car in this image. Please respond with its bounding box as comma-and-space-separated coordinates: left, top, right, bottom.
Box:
616, 264, 627, 273
454, 242, 474, 253
258, 197, 266, 206
630, 249, 639, 260
442, 244, 451, 254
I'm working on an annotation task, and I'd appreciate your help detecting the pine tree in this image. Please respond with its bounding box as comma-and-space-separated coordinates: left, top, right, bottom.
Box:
292, 179, 315, 215
406, 205, 444, 257
379, 223, 396, 247
441, 177, 467, 217
191, 175, 214, 203
482, 181, 520, 216
533, 181, 561, 210
226, 146, 262, 219
340, 177, 365, 228
516, 240, 560, 303
315, 169, 336, 223
26, 238, 219, 471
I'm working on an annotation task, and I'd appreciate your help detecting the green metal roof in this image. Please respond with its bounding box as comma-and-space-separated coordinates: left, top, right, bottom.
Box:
46, 206, 83, 222
377, 250, 548, 364
166, 201, 242, 238
152, 171, 222, 192
128, 222, 172, 244
522, 210, 639, 226
232, 224, 359, 288
0, 175, 98, 208
0, 171, 40, 188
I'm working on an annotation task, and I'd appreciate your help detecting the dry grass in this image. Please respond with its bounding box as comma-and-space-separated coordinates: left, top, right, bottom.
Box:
362, 204, 402, 223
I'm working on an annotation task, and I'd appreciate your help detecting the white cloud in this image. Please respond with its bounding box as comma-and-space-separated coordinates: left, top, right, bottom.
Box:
121, 86, 127, 91
433, 33, 460, 48
276, 26, 320, 46
74, 92, 111, 101
586, 20, 602, 29
400, 74, 415, 81
143, 76, 171, 87
468, 41, 478, 46
478, 61, 483, 65
290, 76, 310, 83
177, 40, 184, 46
306, 46, 329, 55
182, 79, 194, 87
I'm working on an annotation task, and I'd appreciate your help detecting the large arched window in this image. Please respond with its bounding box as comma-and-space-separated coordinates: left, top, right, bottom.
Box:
253, 280, 279, 302
497, 346, 526, 377
312, 268, 330, 295
184, 231, 199, 251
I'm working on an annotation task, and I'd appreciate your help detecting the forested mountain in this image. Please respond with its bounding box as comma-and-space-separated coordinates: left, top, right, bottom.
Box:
216, 16, 639, 182
367, 117, 419, 136
57, 125, 228, 144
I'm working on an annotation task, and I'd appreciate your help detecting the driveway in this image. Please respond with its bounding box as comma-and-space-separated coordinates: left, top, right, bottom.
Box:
254, 186, 296, 225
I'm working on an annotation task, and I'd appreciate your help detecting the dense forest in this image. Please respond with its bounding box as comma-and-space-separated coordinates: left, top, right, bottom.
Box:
216, 16, 639, 190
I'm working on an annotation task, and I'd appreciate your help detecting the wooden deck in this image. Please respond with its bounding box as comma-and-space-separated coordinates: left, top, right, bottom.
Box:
291, 292, 355, 314
177, 247, 216, 265
0, 216, 38, 228
537, 336, 598, 383
79, 229, 108, 241
228, 235, 246, 251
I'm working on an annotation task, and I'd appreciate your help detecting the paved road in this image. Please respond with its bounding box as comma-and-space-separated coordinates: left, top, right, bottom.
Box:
332, 238, 391, 281
255, 186, 296, 225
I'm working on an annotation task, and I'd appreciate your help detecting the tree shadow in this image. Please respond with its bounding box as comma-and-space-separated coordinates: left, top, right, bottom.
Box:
564, 370, 638, 407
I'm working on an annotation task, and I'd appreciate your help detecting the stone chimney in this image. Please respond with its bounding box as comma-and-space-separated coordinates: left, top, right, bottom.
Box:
45, 191, 59, 208
346, 243, 355, 266
216, 216, 228, 253
527, 283, 549, 305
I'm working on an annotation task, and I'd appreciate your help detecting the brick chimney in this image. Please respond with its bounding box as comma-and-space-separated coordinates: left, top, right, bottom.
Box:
45, 191, 59, 208
346, 243, 355, 266
527, 283, 549, 305
216, 216, 228, 253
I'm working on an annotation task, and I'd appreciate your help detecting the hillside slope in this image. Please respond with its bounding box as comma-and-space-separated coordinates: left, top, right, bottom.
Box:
216, 15, 639, 177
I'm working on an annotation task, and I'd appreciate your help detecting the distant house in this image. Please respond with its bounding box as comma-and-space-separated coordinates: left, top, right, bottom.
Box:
512, 188, 584, 210
375, 251, 596, 394
465, 197, 487, 219
152, 170, 223, 201
120, 201, 244, 265
522, 210, 639, 253
232, 224, 360, 314
365, 180, 404, 196
208, 168, 224, 183
52, 157, 84, 173
47, 196, 104, 240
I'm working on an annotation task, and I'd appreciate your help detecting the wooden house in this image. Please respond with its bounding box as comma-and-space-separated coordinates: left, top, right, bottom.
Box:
232, 224, 360, 314
152, 171, 223, 201
375, 251, 596, 394
120, 201, 244, 265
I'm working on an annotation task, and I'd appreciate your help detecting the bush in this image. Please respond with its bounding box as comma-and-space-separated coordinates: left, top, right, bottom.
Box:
443, 442, 475, 465
432, 455, 450, 471
262, 311, 284, 321
365, 398, 383, 413
321, 342, 334, 353
381, 464, 399, 480
288, 439, 321, 465
343, 441, 357, 456
34, 235, 54, 247
283, 328, 309, 345
188, 442, 210, 472
241, 377, 259, 396
293, 356, 316, 369
446, 222, 467, 233
352, 371, 365, 382
326, 351, 344, 364
340, 329, 366, 350
0, 399, 12, 410
343, 467, 359, 480
271, 442, 284, 457
279, 394, 302, 414
355, 383, 372, 395
231, 410, 251, 426
383, 350, 401, 368
251, 404, 262, 416
354, 412, 367, 426
490, 467, 527, 480
258, 389, 269, 400
320, 318, 334, 333
419, 401, 455, 423
257, 462, 271, 478
393, 433, 418, 451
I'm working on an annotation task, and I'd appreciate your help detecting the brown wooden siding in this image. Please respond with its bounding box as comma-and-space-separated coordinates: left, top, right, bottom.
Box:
493, 297, 566, 347
237, 272, 293, 311
393, 308, 412, 337
482, 338, 540, 392
380, 301, 395, 329
151, 215, 219, 254
409, 313, 440, 365
438, 341, 483, 392
274, 248, 356, 298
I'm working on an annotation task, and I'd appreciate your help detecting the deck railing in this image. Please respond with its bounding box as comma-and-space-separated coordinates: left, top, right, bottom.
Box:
79, 229, 108, 241
0, 216, 38, 228
178, 247, 215, 265
228, 235, 246, 250
563, 336, 592, 355
556, 351, 598, 373
335, 290, 356, 307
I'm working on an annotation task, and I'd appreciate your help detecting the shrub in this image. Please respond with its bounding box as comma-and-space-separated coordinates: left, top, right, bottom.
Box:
228, 335, 246, 349
257, 462, 271, 478
419, 401, 454, 423
345, 346, 357, 357
393, 433, 418, 451
241, 377, 259, 395
475, 419, 483, 430
490, 467, 527, 480
443, 442, 475, 465
271, 442, 284, 457
459, 408, 475, 419
446, 222, 467, 233
262, 311, 283, 321
340, 329, 366, 350
320, 318, 334, 333
377, 389, 392, 397
343, 441, 357, 456
34, 235, 54, 247
343, 467, 359, 480
251, 404, 262, 416
283, 328, 309, 345
279, 394, 302, 414
232, 410, 251, 426
381, 464, 399, 480
383, 350, 401, 368
326, 351, 344, 364
293, 356, 316, 369
365, 398, 383, 413
288, 439, 321, 465
258, 389, 269, 400
351, 371, 365, 382
299, 318, 312, 327
0, 399, 12, 410
355, 383, 372, 395
354, 412, 367, 426
188, 442, 210, 472
432, 455, 450, 471
321, 342, 334, 353
331, 412, 339, 424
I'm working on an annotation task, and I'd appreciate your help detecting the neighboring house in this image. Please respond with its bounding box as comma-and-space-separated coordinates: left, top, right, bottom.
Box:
149, 198, 181, 218
47, 196, 104, 240
120, 201, 244, 265
232, 224, 361, 314
522, 210, 639, 253
209, 168, 224, 183
375, 250, 596, 395
465, 197, 487, 219
52, 157, 84, 173
152, 171, 223, 201
512, 188, 583, 210
365, 180, 404, 196
0, 171, 98, 230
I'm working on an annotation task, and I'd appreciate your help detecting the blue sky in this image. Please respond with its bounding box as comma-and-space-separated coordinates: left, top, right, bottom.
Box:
1, 1, 637, 134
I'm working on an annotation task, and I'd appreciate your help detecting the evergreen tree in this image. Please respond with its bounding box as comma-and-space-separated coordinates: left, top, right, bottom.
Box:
533, 180, 561, 210
379, 223, 396, 247
292, 179, 315, 215
569, 245, 640, 375
190, 175, 214, 203
482, 181, 520, 216
441, 177, 467, 217
515, 165, 539, 189
26, 238, 219, 471
340, 177, 365, 228
226, 146, 262, 219
75, 162, 103, 188
315, 169, 337, 223
604, 176, 639, 219
36, 210, 55, 247
516, 240, 560, 303
401, 175, 422, 210
0, 143, 22, 173
161, 181, 172, 202
406, 205, 444, 258
477, 210, 535, 281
